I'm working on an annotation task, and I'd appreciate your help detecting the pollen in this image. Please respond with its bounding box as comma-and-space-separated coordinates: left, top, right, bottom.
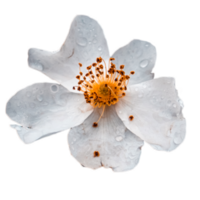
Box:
129, 115, 134, 121
93, 151, 100, 157
73, 57, 135, 126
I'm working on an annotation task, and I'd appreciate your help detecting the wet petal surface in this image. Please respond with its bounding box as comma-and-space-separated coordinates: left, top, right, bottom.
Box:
28, 15, 109, 91
112, 40, 156, 85
115, 77, 186, 151
68, 106, 143, 172
6, 83, 93, 143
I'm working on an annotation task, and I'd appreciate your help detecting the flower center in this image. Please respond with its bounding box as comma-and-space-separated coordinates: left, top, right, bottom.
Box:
73, 57, 135, 127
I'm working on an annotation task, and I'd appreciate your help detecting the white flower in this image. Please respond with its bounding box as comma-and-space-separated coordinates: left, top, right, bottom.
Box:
6, 15, 186, 172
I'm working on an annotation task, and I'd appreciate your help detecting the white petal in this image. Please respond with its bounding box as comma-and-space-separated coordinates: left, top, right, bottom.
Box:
68, 106, 143, 172
115, 77, 186, 151
6, 83, 93, 143
112, 40, 156, 85
28, 15, 109, 91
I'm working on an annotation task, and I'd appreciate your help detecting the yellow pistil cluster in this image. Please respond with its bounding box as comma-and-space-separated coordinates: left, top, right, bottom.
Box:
73, 57, 135, 127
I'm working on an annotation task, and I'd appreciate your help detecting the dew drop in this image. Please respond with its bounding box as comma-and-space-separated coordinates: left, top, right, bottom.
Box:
76, 37, 87, 46
178, 99, 184, 108
42, 101, 48, 106
29, 103, 35, 108
93, 39, 97, 44
37, 95, 43, 102
145, 43, 149, 47
173, 104, 177, 108
119, 111, 122, 114
116, 136, 123, 142
167, 100, 172, 106
174, 135, 182, 144
138, 94, 143, 98
140, 59, 149, 68
31, 62, 43, 71
136, 50, 142, 57
51, 85, 58, 92
78, 31, 83, 36
98, 47, 102, 51
26, 92, 31, 97
88, 42, 92, 45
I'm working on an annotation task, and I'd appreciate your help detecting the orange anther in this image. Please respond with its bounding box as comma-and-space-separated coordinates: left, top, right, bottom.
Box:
129, 115, 134, 121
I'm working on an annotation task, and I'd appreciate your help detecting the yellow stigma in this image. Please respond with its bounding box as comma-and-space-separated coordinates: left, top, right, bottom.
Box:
73, 57, 135, 108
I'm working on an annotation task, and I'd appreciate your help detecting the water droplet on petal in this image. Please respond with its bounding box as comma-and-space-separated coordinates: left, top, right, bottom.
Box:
116, 136, 123, 142
174, 135, 183, 144
42, 101, 48, 106
31, 62, 43, 71
51, 85, 58, 92
98, 47, 102, 51
93, 39, 97, 44
178, 99, 184, 108
145, 43, 149, 47
119, 111, 122, 114
138, 94, 143, 98
76, 37, 87, 46
26, 92, 31, 97
37, 95, 43, 102
173, 104, 177, 108
167, 100, 172, 106
140, 59, 149, 68
29, 103, 35, 108
136, 50, 142, 57
7, 108, 17, 118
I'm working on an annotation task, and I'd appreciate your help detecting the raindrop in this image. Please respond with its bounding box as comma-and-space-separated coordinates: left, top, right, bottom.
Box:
174, 135, 182, 144
37, 95, 43, 102
76, 37, 87, 46
78, 31, 83, 36
31, 62, 43, 71
51, 85, 58, 92
145, 43, 149, 47
26, 92, 31, 97
173, 104, 177, 108
167, 100, 172, 106
98, 47, 102, 51
29, 103, 35, 108
7, 109, 17, 118
42, 101, 48, 106
138, 94, 143, 98
136, 50, 142, 57
39, 90, 43, 94
116, 136, 123, 142
140, 59, 149, 68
